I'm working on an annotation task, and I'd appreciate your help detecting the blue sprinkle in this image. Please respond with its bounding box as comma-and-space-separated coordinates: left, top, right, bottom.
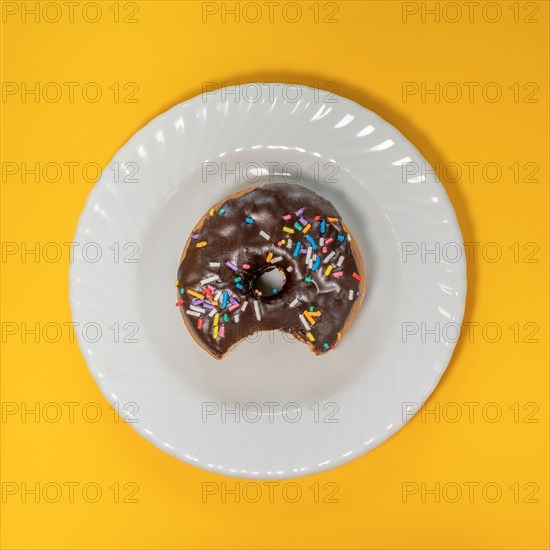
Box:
320, 219, 326, 234
236, 283, 244, 290
312, 257, 321, 271
272, 288, 278, 294
337, 235, 345, 242
221, 291, 228, 308
245, 217, 254, 224
305, 235, 317, 250
293, 241, 301, 257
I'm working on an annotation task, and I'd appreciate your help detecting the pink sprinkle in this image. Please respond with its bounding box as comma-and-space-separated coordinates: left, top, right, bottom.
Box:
207, 285, 215, 292
243, 263, 251, 269
333, 271, 344, 278
226, 261, 238, 271
322, 246, 328, 253
283, 214, 291, 220
326, 238, 334, 244
277, 241, 283, 246
228, 304, 239, 311
220, 326, 225, 338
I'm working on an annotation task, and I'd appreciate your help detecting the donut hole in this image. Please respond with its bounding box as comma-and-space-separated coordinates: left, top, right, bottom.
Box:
251, 266, 287, 299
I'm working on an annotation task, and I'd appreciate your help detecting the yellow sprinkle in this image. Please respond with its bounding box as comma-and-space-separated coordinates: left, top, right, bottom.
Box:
325, 265, 333, 276
186, 289, 203, 299
213, 313, 219, 326
209, 208, 215, 216
174, 279, 179, 287
281, 239, 286, 244
266, 252, 273, 263
213, 325, 219, 339
327, 217, 339, 222
283, 226, 295, 234
211, 300, 219, 306
306, 332, 315, 342
302, 224, 311, 234
196, 241, 208, 248
337, 332, 342, 342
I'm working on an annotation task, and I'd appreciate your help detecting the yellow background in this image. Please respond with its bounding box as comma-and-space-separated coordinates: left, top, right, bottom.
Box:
1, 1, 549, 548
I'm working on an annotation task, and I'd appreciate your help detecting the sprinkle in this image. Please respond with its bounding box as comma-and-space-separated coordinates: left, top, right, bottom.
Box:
234, 314, 240, 323
289, 298, 299, 308
283, 214, 292, 220
211, 301, 219, 306
304, 276, 312, 282
266, 252, 273, 263
337, 332, 342, 342
209, 262, 220, 268
337, 235, 345, 242
214, 290, 222, 301
320, 219, 326, 233
192, 234, 199, 240
236, 283, 244, 290
296, 208, 304, 216
273, 288, 278, 294
309, 306, 315, 312
337, 256, 345, 267
347, 234, 352, 241
306, 332, 315, 342
186, 289, 203, 299
271, 256, 283, 263
204, 287, 214, 300
198, 318, 204, 330
228, 303, 240, 311
226, 261, 238, 271
323, 251, 336, 264
209, 208, 215, 216
208, 308, 217, 317
243, 263, 251, 270
326, 238, 334, 245
286, 238, 293, 249
253, 300, 261, 321
306, 247, 312, 265
356, 291, 361, 297
220, 325, 225, 338
333, 271, 344, 278
312, 257, 321, 271
221, 292, 228, 308
186, 310, 201, 317
319, 238, 324, 246
324, 343, 330, 350
286, 266, 293, 272
200, 275, 220, 285
325, 265, 333, 276
234, 277, 242, 283
241, 301, 249, 312
180, 288, 185, 294
203, 303, 215, 310
190, 304, 206, 314
327, 217, 339, 223
299, 314, 311, 331
219, 208, 225, 215
322, 246, 328, 253
294, 222, 303, 231
299, 217, 308, 226
260, 230, 270, 240
213, 313, 220, 326
174, 279, 179, 287
352, 272, 362, 281
223, 313, 229, 323
230, 297, 238, 305
314, 215, 321, 221
191, 298, 204, 305
293, 242, 301, 257
213, 325, 219, 339
176, 299, 184, 307
196, 241, 208, 248
305, 235, 317, 250
349, 290, 354, 300
245, 217, 254, 224
283, 226, 295, 234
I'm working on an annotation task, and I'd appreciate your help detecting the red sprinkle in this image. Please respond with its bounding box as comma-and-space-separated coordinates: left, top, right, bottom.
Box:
198, 318, 204, 330
314, 215, 321, 221
176, 299, 184, 306
352, 272, 361, 281
204, 287, 214, 300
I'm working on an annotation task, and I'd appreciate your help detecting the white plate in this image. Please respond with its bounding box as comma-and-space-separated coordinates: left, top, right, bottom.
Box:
69, 84, 466, 478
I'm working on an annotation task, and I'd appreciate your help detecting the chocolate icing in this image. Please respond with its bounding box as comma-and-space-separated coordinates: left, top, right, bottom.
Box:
176, 183, 364, 359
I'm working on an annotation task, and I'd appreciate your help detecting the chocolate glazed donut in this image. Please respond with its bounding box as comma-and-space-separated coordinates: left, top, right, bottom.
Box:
175, 183, 365, 359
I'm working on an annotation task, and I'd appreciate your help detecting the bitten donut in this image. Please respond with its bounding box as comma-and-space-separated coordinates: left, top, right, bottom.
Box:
175, 183, 365, 359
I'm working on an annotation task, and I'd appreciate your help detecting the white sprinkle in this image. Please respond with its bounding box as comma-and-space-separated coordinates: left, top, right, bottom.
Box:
306, 246, 312, 264
286, 238, 293, 249
347, 234, 351, 241
233, 314, 240, 324
286, 266, 293, 272
289, 298, 299, 308
214, 290, 222, 301
260, 230, 270, 240
299, 314, 311, 331
349, 289, 354, 300
337, 255, 345, 267
208, 308, 217, 317
186, 310, 201, 317
319, 238, 325, 246
200, 275, 219, 285
271, 256, 283, 263
253, 300, 262, 321
209, 262, 220, 268
241, 301, 249, 312
190, 305, 206, 314
323, 251, 336, 264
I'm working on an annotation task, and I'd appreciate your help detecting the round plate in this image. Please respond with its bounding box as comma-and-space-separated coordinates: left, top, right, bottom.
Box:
69, 84, 466, 478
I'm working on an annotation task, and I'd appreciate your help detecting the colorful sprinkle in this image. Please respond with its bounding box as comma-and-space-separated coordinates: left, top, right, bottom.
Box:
337, 235, 345, 242
294, 222, 303, 231
174, 279, 179, 287
266, 252, 273, 263
176, 299, 184, 307
186, 289, 203, 299
333, 271, 344, 278
337, 332, 342, 342
283, 226, 295, 234
306, 332, 315, 342
305, 235, 317, 249
180, 288, 185, 294
352, 272, 361, 281
245, 217, 254, 224
198, 318, 204, 330
324, 343, 330, 350
299, 217, 308, 226
320, 219, 326, 233
236, 283, 244, 290
221, 292, 228, 308
314, 215, 321, 221
243, 263, 251, 269
327, 217, 339, 223
302, 224, 311, 234
304, 276, 312, 283
196, 241, 207, 248
296, 208, 304, 216
220, 325, 225, 338
324, 265, 333, 276
293, 242, 301, 257
312, 257, 321, 271
223, 313, 229, 323
209, 208, 215, 216
226, 261, 238, 271
283, 214, 292, 220
219, 208, 225, 215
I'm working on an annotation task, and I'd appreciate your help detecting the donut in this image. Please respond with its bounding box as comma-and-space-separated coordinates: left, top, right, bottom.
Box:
175, 183, 365, 359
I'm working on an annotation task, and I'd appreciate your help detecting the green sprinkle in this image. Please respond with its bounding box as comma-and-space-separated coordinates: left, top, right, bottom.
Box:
324, 343, 330, 350
223, 313, 229, 323
234, 276, 242, 283
309, 306, 314, 311
304, 276, 312, 283
180, 288, 185, 294
219, 208, 225, 215
294, 222, 303, 231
